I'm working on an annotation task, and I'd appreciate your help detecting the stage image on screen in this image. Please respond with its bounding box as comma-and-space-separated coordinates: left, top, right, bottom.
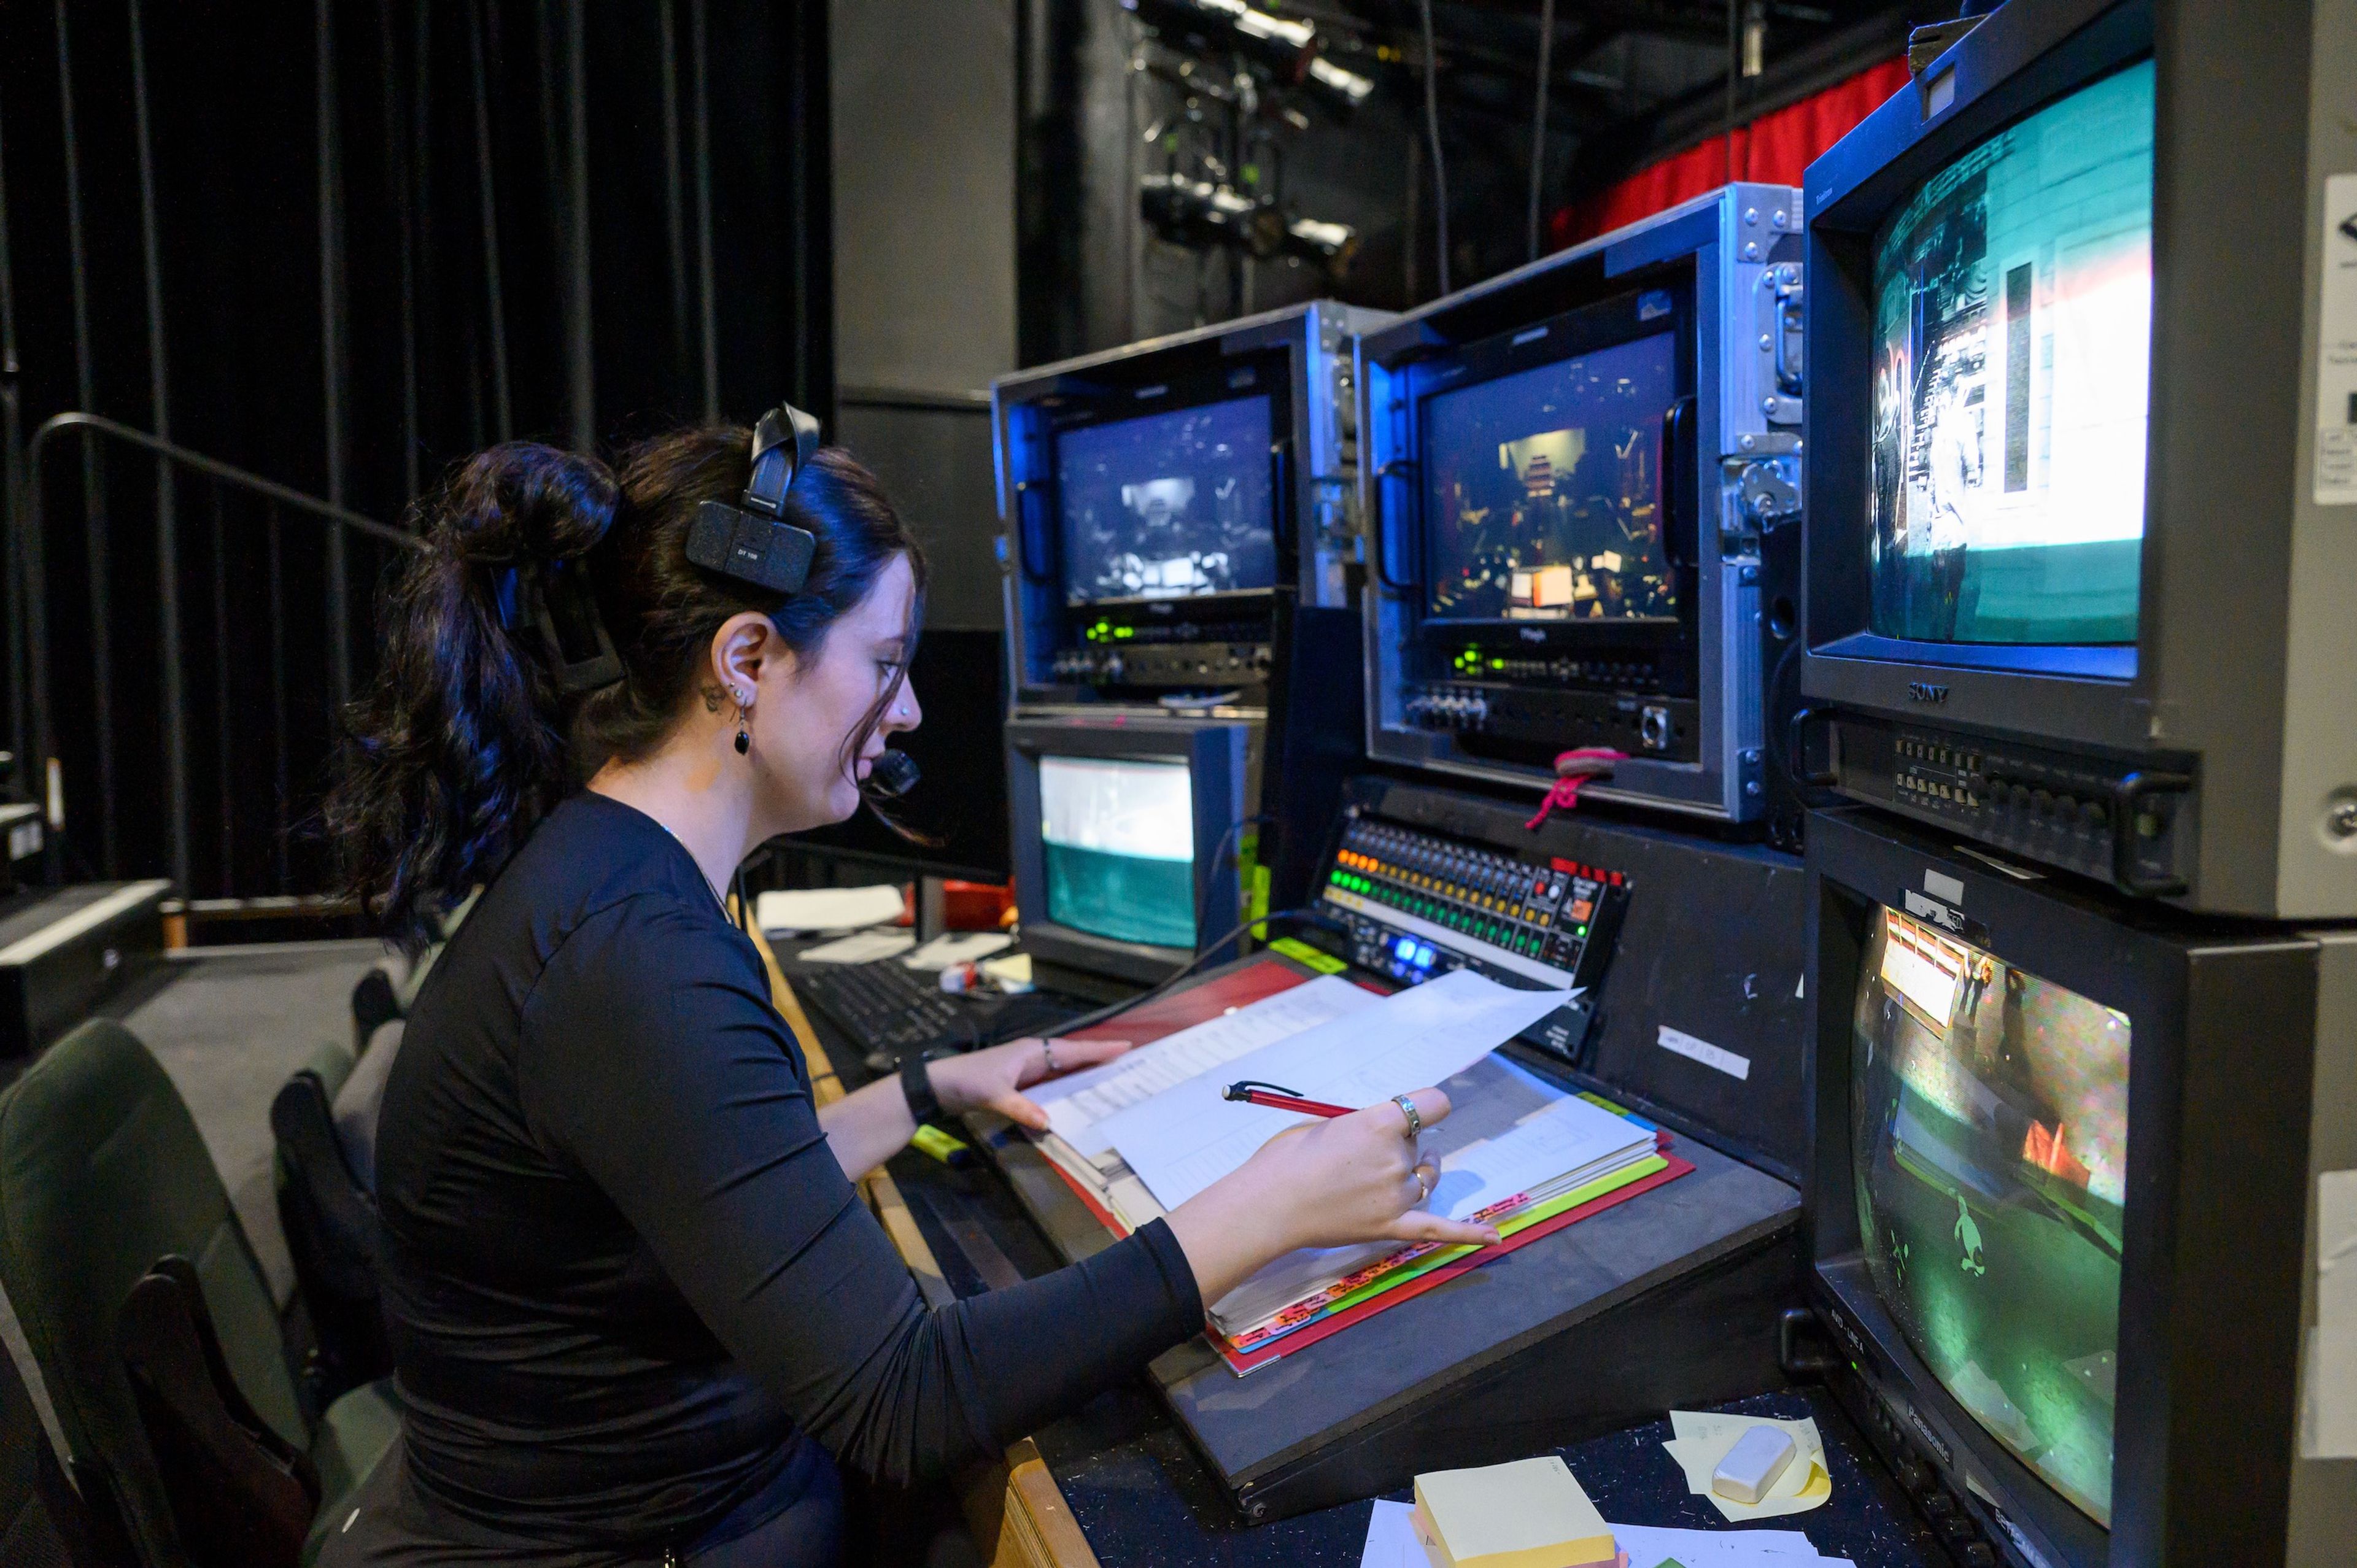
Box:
1055, 396, 1277, 606
1852, 906, 2129, 1525
1420, 329, 1679, 624
1039, 755, 1196, 949
1868, 61, 2154, 646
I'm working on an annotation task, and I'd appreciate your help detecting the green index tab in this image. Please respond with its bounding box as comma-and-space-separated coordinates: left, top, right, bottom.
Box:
1268, 936, 1345, 974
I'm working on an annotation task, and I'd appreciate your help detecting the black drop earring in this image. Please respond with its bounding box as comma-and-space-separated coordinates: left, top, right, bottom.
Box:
733, 691, 751, 755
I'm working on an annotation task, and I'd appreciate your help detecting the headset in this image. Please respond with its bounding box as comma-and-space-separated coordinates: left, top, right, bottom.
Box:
514, 403, 921, 801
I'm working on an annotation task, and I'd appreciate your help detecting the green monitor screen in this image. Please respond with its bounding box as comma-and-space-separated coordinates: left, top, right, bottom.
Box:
1038, 755, 1196, 949
1867, 60, 2154, 646
1852, 905, 2129, 1525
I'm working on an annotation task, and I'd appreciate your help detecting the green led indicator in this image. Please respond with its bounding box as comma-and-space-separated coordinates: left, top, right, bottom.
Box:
1115, 626, 1133, 638
1576, 924, 1588, 937
1490, 657, 1504, 670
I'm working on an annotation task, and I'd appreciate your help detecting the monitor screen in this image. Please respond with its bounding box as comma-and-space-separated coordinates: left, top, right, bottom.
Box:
1420, 328, 1681, 624
1852, 905, 2129, 1526
1053, 396, 1278, 606
1038, 755, 1196, 949
1868, 60, 2154, 647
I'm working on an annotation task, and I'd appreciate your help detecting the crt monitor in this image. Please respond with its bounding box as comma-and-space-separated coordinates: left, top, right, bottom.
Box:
1798, 0, 2357, 917
1055, 395, 1280, 606
1805, 806, 2340, 1567
1360, 182, 1808, 827
1420, 326, 1681, 627
1004, 713, 1250, 989
1865, 58, 2151, 658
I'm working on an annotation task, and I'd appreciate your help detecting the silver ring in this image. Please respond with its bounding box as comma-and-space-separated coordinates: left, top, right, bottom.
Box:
1042, 1038, 1059, 1074
1392, 1094, 1422, 1140
1414, 1167, 1434, 1202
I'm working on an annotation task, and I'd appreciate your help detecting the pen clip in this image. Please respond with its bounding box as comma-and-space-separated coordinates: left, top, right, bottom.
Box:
1223, 1079, 1306, 1102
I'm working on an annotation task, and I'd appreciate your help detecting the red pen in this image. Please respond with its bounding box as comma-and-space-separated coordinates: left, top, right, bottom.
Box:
1222, 1079, 1356, 1118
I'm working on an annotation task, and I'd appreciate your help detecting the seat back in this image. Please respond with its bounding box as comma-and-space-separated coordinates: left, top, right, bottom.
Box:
0, 1282, 108, 1567
269, 1047, 389, 1402
0, 1021, 311, 1567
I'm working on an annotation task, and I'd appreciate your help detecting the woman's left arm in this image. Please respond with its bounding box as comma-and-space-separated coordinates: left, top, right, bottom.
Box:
816, 1034, 1133, 1180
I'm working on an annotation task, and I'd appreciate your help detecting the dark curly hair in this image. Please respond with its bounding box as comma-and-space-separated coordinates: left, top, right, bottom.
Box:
327, 425, 926, 954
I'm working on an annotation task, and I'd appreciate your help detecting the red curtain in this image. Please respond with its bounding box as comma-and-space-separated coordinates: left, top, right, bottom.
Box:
1547, 56, 1914, 251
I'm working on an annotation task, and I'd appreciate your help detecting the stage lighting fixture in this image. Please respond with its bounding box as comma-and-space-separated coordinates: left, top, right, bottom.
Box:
1282, 214, 1359, 274
1305, 55, 1375, 112
1122, 0, 1319, 84
1139, 171, 1287, 255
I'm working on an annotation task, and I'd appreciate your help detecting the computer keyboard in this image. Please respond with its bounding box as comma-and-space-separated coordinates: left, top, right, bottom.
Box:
792, 957, 1080, 1073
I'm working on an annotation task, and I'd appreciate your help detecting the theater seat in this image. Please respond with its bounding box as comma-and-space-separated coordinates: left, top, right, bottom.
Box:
0, 1021, 397, 1567
271, 1042, 390, 1403
0, 1283, 108, 1566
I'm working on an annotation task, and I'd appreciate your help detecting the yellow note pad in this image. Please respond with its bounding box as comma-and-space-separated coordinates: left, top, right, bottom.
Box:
1411, 1455, 1616, 1568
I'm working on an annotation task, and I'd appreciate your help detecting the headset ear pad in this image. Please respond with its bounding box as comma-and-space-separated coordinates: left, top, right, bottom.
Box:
687, 500, 818, 595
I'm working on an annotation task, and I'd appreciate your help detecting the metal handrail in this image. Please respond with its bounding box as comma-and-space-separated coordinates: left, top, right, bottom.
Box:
14, 411, 424, 892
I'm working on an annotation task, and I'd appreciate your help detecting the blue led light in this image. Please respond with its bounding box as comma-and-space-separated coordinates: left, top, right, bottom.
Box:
1394, 935, 1415, 958
1415, 944, 1436, 967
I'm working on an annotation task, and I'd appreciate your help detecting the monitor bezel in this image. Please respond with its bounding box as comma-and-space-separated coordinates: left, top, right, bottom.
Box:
1804, 805, 2315, 1568
1800, 0, 2160, 746
1038, 349, 1296, 619
1003, 712, 1252, 986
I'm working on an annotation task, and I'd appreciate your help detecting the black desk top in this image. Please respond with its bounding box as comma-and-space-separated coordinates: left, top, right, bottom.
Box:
773, 940, 1941, 1568
1032, 1383, 1947, 1568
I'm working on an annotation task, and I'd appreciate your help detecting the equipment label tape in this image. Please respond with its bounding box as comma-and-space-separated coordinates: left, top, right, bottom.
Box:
2318, 173, 2357, 505
1657, 1024, 1750, 1081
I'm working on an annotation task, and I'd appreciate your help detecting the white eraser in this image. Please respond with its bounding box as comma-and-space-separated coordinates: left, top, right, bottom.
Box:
1711, 1424, 1798, 1504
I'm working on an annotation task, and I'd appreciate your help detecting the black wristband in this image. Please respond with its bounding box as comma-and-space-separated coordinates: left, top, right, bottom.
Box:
899, 1049, 942, 1126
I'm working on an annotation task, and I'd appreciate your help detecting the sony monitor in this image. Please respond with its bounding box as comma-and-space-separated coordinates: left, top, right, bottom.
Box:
1799, 0, 2357, 917
1804, 806, 2349, 1567
1054, 396, 1279, 606
1004, 712, 1250, 991
1361, 182, 1807, 825
996, 302, 1396, 706
1036, 754, 1196, 950
1421, 327, 1681, 627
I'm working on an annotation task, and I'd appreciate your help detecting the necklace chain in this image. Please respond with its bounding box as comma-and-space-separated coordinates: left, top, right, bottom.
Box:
656, 821, 730, 913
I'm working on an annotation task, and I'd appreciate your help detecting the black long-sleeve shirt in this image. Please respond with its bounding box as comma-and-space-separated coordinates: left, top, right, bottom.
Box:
373, 790, 1202, 1548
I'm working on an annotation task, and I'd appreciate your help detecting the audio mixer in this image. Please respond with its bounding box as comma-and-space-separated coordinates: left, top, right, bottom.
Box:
1315, 810, 1628, 1062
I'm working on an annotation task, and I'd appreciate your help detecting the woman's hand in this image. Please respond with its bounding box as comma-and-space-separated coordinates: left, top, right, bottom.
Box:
1163, 1089, 1499, 1304
924, 1035, 1134, 1130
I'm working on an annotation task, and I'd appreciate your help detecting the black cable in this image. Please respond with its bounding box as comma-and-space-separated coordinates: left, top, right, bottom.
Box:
1193, 813, 1275, 965
1528, 0, 1555, 264
1417, 0, 1450, 295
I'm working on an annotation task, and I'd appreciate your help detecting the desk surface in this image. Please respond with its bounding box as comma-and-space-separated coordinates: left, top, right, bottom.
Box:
770, 934, 1941, 1568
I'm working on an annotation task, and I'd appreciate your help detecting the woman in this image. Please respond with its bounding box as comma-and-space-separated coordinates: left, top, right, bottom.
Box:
320, 422, 1495, 1565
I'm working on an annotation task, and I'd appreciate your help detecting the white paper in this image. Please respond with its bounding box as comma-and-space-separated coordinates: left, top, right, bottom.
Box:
1429, 1094, 1656, 1221
1663, 1412, 1831, 1523
900, 930, 1013, 971
2302, 1321, 2357, 1459
1032, 976, 1381, 1161
797, 930, 917, 964
755, 884, 904, 933
1611, 1522, 1831, 1567
1360, 1499, 1420, 1568
2316, 1168, 2357, 1328
1098, 968, 1577, 1211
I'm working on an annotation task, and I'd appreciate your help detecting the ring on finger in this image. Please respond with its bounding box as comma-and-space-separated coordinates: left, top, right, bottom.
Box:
1414, 1167, 1434, 1202
1042, 1038, 1059, 1074
1392, 1093, 1423, 1140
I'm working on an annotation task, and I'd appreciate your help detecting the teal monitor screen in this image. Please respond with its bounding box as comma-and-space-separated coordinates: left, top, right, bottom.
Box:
1039, 755, 1196, 949
1868, 60, 2154, 646
1852, 905, 2129, 1525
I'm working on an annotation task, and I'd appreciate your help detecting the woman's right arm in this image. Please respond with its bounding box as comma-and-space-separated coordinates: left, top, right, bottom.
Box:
525, 896, 1484, 1485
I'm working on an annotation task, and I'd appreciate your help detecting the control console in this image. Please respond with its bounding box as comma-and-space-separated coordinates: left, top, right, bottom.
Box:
1316, 810, 1628, 1062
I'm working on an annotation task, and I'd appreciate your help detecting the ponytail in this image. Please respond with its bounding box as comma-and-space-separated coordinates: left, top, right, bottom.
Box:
331, 425, 926, 954
327, 443, 617, 954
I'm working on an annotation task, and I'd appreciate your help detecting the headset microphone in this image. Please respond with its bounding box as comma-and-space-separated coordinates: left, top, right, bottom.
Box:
686, 403, 824, 593
869, 750, 921, 799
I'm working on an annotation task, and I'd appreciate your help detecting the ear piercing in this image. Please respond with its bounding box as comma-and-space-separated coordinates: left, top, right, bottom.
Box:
733, 689, 751, 756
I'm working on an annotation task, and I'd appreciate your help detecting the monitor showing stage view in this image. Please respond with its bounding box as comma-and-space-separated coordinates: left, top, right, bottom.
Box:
1054, 396, 1277, 605
1852, 906, 2129, 1525
1868, 60, 2154, 647
1038, 755, 1196, 949
1420, 328, 1679, 624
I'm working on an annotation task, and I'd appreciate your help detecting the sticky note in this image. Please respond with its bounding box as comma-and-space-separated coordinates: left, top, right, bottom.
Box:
1411, 1454, 1617, 1568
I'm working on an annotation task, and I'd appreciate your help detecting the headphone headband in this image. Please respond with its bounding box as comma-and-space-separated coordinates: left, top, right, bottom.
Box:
686, 402, 823, 595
